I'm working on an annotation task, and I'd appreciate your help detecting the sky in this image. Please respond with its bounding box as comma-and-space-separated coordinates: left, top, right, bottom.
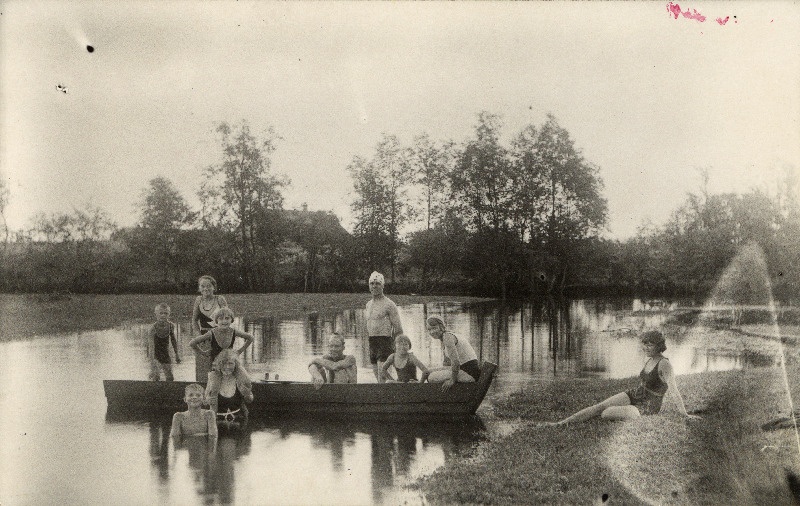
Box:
1, 1, 798, 240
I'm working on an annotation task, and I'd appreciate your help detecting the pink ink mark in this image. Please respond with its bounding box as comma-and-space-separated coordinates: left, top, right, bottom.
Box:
667, 2, 707, 22
716, 16, 729, 25
667, 2, 682, 19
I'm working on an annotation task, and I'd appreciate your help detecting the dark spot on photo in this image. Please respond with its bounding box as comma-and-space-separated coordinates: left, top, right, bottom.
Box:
87, 45, 94, 53
601, 493, 609, 502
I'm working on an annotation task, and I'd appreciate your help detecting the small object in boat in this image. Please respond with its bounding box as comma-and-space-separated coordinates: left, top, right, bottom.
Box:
264, 372, 270, 381
275, 374, 279, 381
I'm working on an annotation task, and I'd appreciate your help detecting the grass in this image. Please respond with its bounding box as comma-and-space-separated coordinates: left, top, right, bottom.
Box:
420, 362, 800, 504
0, 292, 492, 341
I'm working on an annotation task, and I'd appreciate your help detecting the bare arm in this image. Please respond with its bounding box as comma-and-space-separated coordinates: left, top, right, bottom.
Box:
442, 334, 461, 383
192, 297, 202, 333
313, 355, 356, 371
409, 353, 430, 380
388, 303, 403, 337
170, 412, 183, 438
309, 363, 326, 389
189, 333, 211, 357
659, 360, 695, 418
217, 295, 228, 308
147, 325, 156, 360
206, 410, 218, 437
170, 324, 180, 362
380, 354, 396, 383
233, 329, 254, 356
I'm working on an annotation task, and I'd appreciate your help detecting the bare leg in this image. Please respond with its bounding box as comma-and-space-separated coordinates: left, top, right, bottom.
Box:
373, 360, 384, 381
554, 392, 632, 425
601, 405, 640, 421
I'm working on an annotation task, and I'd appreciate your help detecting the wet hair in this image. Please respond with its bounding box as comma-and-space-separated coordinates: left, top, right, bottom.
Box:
395, 334, 412, 349
154, 302, 170, 313
211, 349, 242, 373
640, 330, 667, 353
184, 383, 204, 397
426, 316, 446, 330
329, 334, 345, 347
213, 306, 235, 323
198, 275, 218, 291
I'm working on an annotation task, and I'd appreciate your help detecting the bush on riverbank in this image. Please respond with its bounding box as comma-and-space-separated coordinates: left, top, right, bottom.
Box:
422, 366, 800, 504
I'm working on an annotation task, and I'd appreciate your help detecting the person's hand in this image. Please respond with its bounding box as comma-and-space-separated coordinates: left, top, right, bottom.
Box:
420, 373, 430, 383
441, 378, 455, 392
685, 414, 702, 421
312, 377, 324, 390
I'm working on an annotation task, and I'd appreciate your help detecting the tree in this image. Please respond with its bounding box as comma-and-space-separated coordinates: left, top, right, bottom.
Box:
410, 133, 455, 231
199, 121, 289, 291
349, 134, 415, 281
512, 114, 607, 294
133, 177, 196, 284
450, 112, 520, 297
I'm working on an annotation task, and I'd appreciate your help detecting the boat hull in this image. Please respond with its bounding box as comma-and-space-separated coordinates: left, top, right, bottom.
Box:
104, 362, 497, 420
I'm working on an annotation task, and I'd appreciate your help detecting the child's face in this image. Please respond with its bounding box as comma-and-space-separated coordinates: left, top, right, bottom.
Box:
395, 338, 411, 355
221, 359, 237, 376
328, 340, 345, 359
215, 313, 233, 327
156, 308, 170, 321
198, 279, 215, 296
185, 388, 204, 407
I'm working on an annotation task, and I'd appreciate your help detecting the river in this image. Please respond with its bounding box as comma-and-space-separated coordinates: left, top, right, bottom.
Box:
0, 296, 782, 505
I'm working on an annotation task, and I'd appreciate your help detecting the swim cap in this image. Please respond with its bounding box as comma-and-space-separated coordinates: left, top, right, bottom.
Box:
369, 271, 385, 284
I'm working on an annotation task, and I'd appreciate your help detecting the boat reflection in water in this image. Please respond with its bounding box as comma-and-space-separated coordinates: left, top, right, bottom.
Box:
108, 409, 485, 505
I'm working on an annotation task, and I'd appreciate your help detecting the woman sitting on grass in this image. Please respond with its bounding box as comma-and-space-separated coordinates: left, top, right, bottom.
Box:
541, 330, 700, 426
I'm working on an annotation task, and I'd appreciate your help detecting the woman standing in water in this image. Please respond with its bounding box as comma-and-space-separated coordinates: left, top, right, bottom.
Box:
191, 275, 228, 381
540, 330, 700, 426
206, 349, 254, 430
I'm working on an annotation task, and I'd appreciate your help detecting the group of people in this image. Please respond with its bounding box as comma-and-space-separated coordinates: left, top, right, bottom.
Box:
308, 271, 482, 391
151, 272, 698, 440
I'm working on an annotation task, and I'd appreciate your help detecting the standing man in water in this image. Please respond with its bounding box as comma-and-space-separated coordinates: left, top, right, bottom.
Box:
365, 271, 404, 381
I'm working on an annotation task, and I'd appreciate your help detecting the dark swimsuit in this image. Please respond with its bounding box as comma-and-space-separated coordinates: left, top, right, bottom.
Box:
394, 360, 418, 382
208, 328, 235, 364
625, 358, 668, 415
217, 387, 245, 422
197, 296, 222, 334
153, 321, 174, 364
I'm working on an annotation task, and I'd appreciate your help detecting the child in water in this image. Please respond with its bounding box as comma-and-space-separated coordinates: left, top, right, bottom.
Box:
380, 334, 430, 383
148, 303, 180, 381
170, 383, 218, 438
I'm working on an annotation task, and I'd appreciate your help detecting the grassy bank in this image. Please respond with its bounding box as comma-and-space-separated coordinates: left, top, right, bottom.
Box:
421, 363, 800, 504
0, 293, 493, 341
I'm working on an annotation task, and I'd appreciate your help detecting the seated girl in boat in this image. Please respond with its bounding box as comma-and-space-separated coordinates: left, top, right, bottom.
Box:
170, 383, 218, 438
189, 307, 254, 369
206, 349, 254, 431
425, 316, 481, 391
380, 334, 430, 383
539, 330, 700, 426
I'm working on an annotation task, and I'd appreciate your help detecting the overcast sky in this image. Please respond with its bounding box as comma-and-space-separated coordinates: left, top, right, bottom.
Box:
2, 1, 798, 239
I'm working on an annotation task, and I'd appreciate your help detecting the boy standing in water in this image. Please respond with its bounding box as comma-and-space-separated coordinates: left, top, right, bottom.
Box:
148, 303, 180, 381
365, 271, 403, 381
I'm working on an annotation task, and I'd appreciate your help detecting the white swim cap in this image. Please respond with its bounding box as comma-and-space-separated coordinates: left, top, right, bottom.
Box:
368, 271, 385, 284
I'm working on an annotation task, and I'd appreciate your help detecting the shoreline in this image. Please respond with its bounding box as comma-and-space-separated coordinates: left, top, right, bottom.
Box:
419, 328, 800, 504
0, 292, 494, 341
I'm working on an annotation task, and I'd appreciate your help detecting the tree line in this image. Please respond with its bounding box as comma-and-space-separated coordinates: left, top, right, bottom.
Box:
0, 114, 797, 301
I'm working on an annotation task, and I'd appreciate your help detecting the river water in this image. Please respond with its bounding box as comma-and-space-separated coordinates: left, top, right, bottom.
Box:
0, 297, 782, 505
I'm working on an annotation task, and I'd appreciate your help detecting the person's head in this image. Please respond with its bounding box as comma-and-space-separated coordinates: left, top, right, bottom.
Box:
327, 334, 346, 359
394, 334, 412, 354
154, 302, 170, 321
213, 307, 235, 326
640, 330, 667, 355
198, 275, 218, 296
426, 316, 446, 340
368, 271, 385, 296
184, 383, 205, 406
212, 349, 241, 376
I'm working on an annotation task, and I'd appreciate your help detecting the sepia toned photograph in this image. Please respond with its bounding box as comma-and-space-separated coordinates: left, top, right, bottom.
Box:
1, 1, 799, 504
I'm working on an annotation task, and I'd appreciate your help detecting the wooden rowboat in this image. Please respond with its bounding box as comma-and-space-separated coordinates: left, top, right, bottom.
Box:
104, 362, 497, 420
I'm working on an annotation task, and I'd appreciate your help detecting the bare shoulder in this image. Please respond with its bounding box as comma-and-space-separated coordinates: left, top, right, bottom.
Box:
658, 357, 674, 373
217, 295, 228, 306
